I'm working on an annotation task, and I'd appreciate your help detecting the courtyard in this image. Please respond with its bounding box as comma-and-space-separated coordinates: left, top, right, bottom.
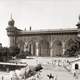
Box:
0, 57, 80, 80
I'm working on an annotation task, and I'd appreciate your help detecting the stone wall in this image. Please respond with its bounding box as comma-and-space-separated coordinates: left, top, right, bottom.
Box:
12, 31, 77, 57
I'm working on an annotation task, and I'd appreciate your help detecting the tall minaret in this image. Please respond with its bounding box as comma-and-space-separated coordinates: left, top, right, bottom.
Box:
76, 15, 80, 28
76, 15, 80, 37
6, 14, 17, 47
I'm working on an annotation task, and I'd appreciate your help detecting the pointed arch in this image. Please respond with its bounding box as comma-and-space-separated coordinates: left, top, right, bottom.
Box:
17, 40, 25, 51
39, 40, 50, 56
24, 40, 36, 56
52, 40, 62, 56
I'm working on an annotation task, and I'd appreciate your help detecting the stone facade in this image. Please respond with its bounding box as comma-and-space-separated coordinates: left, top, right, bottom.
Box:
6, 16, 80, 57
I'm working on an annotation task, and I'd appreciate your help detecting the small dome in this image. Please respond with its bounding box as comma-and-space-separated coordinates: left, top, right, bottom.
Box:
8, 18, 15, 26
8, 14, 15, 26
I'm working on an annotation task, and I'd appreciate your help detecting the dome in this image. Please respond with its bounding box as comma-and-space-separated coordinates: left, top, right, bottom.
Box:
8, 14, 15, 26
8, 18, 15, 26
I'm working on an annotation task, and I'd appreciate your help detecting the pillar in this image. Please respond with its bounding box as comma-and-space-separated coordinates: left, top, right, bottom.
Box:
36, 42, 39, 56
62, 41, 65, 55
50, 42, 53, 57
9, 36, 15, 47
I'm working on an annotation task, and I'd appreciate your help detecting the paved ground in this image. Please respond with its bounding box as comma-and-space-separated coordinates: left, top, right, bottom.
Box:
27, 64, 80, 80
0, 57, 80, 80
40, 65, 74, 80
25, 57, 80, 80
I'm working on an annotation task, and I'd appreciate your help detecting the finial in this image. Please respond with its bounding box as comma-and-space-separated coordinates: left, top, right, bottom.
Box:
10, 13, 12, 20
79, 15, 80, 21
30, 26, 31, 31
24, 27, 26, 31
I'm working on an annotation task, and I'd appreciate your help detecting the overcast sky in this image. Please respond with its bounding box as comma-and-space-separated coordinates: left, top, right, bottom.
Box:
0, 0, 80, 47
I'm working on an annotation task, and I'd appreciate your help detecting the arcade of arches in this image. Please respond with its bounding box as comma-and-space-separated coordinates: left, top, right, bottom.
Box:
16, 38, 77, 57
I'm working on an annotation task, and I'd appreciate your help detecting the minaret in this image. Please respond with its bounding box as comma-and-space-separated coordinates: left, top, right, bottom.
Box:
6, 15, 17, 47
76, 15, 80, 37
30, 26, 31, 31
76, 15, 80, 28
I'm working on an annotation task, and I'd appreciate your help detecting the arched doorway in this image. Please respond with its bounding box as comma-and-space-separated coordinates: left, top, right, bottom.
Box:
52, 40, 62, 56
24, 40, 36, 56
75, 64, 79, 70
39, 40, 50, 56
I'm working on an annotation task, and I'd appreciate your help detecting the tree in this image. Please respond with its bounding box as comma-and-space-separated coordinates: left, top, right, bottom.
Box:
0, 47, 9, 61
64, 38, 80, 57
0, 46, 20, 61
9, 46, 20, 57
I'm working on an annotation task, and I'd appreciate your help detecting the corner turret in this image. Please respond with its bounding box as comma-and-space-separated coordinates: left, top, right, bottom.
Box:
6, 15, 17, 47
76, 15, 80, 29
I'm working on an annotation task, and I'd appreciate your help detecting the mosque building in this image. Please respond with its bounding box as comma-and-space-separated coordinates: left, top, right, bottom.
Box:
6, 16, 80, 57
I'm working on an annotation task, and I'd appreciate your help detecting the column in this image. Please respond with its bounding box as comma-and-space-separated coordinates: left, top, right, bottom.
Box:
62, 41, 65, 55
36, 42, 39, 56
10, 36, 15, 47
50, 42, 53, 57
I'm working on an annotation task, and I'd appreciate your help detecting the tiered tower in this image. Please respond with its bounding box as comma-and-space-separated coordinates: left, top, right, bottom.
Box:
76, 15, 80, 37
6, 15, 18, 47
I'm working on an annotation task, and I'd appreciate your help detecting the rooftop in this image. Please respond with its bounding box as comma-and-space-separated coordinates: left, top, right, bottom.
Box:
18, 28, 78, 35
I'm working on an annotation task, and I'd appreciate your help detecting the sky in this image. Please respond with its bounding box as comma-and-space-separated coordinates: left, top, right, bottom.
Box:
0, 0, 80, 47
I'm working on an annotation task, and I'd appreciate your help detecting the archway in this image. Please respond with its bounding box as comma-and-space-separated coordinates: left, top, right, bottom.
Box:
24, 40, 36, 56
39, 40, 50, 56
17, 40, 25, 52
52, 40, 62, 56
75, 64, 79, 70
